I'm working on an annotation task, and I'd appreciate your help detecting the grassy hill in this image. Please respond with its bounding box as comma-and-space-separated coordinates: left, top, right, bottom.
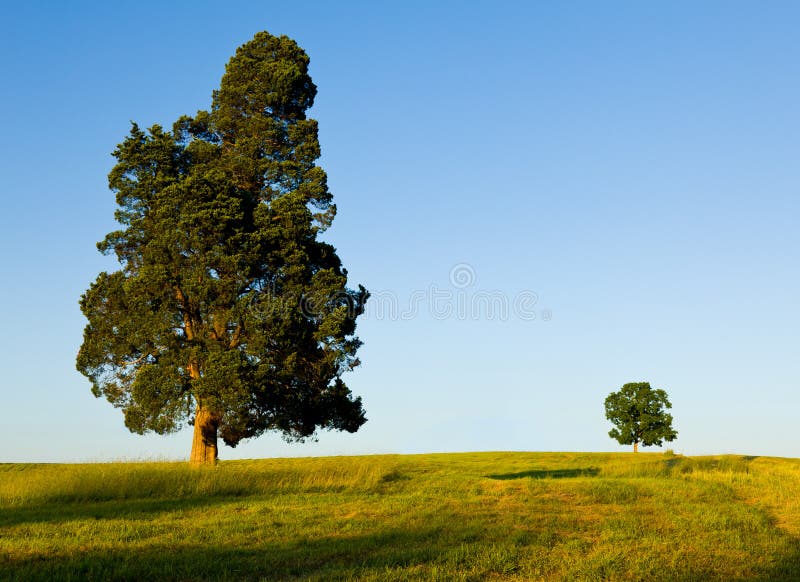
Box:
2, 452, 799, 580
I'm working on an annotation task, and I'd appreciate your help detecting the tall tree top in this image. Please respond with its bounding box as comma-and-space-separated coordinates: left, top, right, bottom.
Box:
215, 32, 317, 126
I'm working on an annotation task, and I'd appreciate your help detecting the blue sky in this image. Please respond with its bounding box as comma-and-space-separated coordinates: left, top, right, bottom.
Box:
1, 1, 798, 461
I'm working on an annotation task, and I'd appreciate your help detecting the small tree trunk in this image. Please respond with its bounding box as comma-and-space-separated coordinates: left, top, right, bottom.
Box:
190, 407, 219, 466
633, 441, 639, 453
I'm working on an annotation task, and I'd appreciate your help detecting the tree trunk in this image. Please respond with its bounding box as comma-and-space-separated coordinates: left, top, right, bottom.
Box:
633, 441, 639, 453
190, 407, 219, 466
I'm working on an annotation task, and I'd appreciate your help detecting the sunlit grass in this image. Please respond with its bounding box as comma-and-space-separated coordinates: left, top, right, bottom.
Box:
1, 452, 799, 580
0, 456, 391, 505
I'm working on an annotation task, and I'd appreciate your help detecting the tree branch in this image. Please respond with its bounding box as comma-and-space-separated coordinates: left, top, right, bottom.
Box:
175, 285, 196, 340
229, 321, 243, 349
118, 349, 161, 368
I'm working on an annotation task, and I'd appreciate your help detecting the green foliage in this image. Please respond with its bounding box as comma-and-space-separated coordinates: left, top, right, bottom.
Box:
77, 31, 368, 449
604, 382, 678, 450
2, 453, 800, 580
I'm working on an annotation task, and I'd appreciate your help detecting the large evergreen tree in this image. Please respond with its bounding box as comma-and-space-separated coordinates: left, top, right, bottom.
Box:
77, 32, 368, 465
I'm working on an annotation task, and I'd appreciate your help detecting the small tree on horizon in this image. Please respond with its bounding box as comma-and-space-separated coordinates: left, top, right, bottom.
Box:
604, 382, 677, 453
77, 31, 368, 465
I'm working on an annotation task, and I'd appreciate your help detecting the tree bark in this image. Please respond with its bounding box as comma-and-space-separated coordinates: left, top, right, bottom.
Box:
633, 441, 639, 453
190, 407, 219, 466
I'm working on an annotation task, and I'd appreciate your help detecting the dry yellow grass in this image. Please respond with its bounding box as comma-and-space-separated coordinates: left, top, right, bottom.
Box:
1, 452, 799, 580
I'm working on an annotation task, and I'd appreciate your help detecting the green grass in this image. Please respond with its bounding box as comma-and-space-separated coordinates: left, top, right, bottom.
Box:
2, 452, 800, 580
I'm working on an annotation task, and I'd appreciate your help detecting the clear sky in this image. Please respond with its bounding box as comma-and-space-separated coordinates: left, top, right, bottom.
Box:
1, 1, 798, 462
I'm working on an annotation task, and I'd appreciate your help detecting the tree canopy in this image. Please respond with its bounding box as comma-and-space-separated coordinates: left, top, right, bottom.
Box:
604, 382, 677, 453
77, 31, 368, 464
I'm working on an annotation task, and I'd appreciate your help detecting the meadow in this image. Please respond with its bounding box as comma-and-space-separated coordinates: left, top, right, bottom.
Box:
2, 452, 800, 580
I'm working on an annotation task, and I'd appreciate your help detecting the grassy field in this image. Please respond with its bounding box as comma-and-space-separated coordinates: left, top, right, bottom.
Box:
2, 452, 800, 581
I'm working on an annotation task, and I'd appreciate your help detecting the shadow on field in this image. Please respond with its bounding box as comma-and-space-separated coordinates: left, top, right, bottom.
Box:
1, 527, 450, 581
756, 538, 800, 581
0, 497, 221, 528
486, 467, 599, 480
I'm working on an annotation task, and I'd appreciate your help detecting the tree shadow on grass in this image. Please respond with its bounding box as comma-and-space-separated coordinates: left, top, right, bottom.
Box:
0, 496, 228, 528
486, 467, 599, 480
755, 538, 800, 581
1, 527, 450, 582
